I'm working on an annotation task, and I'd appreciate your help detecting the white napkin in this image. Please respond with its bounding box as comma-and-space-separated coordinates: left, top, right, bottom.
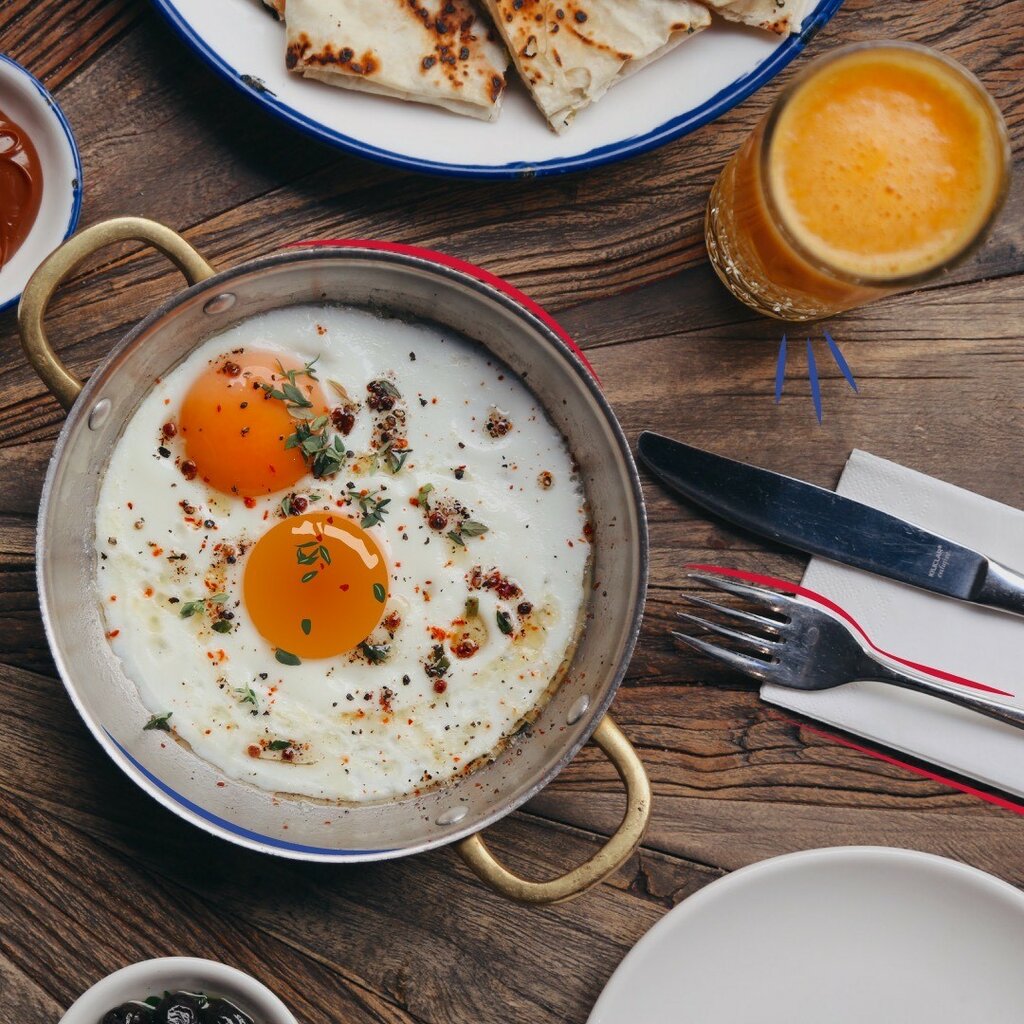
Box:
762, 450, 1024, 798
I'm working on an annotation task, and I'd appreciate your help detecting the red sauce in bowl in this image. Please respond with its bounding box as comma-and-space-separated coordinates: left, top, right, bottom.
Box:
0, 108, 43, 269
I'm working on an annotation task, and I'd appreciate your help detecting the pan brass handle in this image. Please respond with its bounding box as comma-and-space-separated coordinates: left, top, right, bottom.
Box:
456, 715, 651, 905
18, 216, 216, 410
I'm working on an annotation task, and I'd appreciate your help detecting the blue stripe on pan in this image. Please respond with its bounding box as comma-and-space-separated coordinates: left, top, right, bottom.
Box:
149, 0, 844, 180
0, 53, 83, 312
106, 730, 395, 857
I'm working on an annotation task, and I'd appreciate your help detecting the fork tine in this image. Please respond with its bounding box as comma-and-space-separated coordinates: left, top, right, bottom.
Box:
678, 592, 784, 635
671, 630, 778, 682
675, 610, 779, 657
687, 572, 797, 618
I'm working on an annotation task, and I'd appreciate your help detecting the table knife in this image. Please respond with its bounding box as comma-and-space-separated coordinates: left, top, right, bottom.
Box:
637, 431, 1024, 620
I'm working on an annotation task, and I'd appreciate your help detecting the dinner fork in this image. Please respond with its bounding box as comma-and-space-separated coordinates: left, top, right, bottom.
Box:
673, 572, 1024, 731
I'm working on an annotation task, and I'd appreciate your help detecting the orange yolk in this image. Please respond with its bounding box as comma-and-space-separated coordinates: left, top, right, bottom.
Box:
244, 512, 390, 660
178, 350, 327, 497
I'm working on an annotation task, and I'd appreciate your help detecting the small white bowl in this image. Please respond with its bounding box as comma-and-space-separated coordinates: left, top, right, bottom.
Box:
59, 957, 298, 1024
0, 53, 82, 312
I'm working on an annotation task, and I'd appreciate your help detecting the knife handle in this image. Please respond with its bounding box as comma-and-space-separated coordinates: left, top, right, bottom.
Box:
867, 659, 1024, 732
974, 560, 1024, 618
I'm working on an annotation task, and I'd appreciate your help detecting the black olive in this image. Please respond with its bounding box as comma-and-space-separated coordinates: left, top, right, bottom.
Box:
202, 997, 254, 1024
155, 992, 206, 1024
102, 1002, 156, 1024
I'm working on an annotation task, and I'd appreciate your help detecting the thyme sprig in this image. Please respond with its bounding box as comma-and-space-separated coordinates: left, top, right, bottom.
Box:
262, 359, 348, 480
359, 489, 391, 529
448, 519, 489, 548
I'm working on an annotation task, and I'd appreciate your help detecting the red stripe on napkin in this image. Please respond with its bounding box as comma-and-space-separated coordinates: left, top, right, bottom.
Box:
284, 238, 600, 383
687, 564, 1014, 697
795, 721, 1024, 817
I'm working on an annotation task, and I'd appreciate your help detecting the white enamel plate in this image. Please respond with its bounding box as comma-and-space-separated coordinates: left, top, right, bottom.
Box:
150, 0, 843, 178
589, 847, 1024, 1024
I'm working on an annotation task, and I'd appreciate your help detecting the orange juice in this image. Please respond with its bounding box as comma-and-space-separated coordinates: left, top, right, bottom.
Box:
705, 43, 1009, 321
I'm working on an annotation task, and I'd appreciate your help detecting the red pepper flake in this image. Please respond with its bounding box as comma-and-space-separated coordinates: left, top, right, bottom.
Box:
180, 460, 198, 481
217, 781, 226, 787
243, 496, 256, 508
247, 745, 261, 758
144, 587, 153, 598
151, 547, 163, 557
433, 679, 448, 694
162, 421, 177, 439
106, 629, 120, 639
429, 626, 448, 641
452, 637, 479, 659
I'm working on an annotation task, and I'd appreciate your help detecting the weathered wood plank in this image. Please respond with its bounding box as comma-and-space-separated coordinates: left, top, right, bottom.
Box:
0, 0, 140, 88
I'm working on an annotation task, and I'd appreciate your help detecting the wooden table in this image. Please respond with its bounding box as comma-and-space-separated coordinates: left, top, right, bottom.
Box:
1, 1, 1022, 1020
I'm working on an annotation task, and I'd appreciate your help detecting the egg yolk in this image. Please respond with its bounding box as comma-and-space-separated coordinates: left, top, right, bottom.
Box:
178, 350, 327, 497
244, 512, 390, 660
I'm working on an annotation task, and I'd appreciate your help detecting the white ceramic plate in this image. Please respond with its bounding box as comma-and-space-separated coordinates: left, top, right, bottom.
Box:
589, 847, 1024, 1024
150, 0, 843, 179
0, 55, 82, 311
60, 957, 297, 1024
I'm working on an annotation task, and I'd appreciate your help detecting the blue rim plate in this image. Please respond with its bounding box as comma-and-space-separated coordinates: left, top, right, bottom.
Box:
0, 54, 82, 312
149, 0, 844, 180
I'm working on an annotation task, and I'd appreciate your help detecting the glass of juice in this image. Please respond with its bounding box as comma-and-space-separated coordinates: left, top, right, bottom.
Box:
705, 42, 1010, 322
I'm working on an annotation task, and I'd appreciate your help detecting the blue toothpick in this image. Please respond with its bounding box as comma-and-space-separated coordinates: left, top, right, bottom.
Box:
775, 334, 787, 404
824, 331, 858, 392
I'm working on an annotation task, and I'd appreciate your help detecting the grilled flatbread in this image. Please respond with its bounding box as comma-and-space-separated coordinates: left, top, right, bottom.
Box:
284, 0, 509, 121
482, 0, 711, 133
701, 0, 809, 35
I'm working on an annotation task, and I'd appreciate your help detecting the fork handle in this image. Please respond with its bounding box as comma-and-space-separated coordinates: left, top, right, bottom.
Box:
866, 661, 1024, 731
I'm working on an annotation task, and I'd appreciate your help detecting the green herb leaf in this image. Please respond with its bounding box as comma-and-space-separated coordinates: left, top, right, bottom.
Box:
268, 739, 292, 751
209, 593, 228, 603
425, 643, 451, 678
417, 483, 434, 510
447, 530, 466, 547
301, 618, 312, 635
359, 641, 390, 664
496, 610, 514, 635
276, 648, 302, 666
319, 545, 332, 565
144, 711, 173, 732
301, 571, 318, 584
212, 619, 233, 634
372, 582, 386, 603
234, 686, 258, 707
460, 520, 489, 538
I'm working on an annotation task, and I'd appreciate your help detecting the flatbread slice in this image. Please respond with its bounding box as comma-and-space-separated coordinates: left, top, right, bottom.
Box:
284, 0, 509, 121
701, 0, 809, 35
481, 0, 711, 133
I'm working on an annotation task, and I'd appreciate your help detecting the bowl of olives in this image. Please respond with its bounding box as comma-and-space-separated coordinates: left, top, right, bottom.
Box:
59, 958, 297, 1024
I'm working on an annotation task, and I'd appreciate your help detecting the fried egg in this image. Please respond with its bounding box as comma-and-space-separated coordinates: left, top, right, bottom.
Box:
95, 304, 590, 802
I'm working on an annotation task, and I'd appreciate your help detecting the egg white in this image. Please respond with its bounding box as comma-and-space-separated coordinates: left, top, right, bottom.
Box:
95, 304, 590, 802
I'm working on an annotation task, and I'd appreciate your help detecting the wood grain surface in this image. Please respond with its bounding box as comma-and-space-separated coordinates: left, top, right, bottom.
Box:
1, 1, 1023, 1020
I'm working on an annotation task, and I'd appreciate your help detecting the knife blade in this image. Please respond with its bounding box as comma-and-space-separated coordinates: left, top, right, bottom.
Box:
637, 431, 1024, 619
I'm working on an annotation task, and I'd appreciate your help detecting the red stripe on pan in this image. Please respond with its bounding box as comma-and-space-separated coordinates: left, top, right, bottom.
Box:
285, 238, 600, 383
688, 563, 1013, 697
